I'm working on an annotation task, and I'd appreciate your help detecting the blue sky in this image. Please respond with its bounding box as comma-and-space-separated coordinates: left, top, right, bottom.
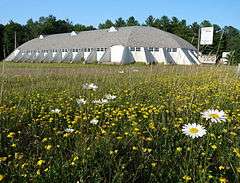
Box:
0, 0, 239, 29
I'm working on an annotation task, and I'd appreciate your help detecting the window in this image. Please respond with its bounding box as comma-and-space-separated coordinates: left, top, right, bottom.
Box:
149, 47, 154, 52
130, 47, 135, 51
97, 48, 100, 51
65, 49, 68, 52
105, 48, 107, 51
136, 47, 141, 51
167, 48, 177, 52
154, 48, 159, 52
73, 49, 75, 52
88, 48, 91, 52
101, 48, 104, 51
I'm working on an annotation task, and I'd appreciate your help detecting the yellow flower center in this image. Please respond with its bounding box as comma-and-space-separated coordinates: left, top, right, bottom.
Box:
189, 127, 199, 134
210, 113, 220, 119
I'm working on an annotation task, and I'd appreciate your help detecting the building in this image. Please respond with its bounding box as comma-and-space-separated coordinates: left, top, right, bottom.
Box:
5, 26, 200, 65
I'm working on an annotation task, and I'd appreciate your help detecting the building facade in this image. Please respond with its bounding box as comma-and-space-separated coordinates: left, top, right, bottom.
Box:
5, 26, 200, 65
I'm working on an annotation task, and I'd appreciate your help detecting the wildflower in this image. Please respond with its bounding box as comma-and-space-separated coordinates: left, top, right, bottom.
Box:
82, 83, 98, 91
132, 69, 139, 72
176, 147, 182, 152
0, 157, 7, 162
7, 132, 15, 138
151, 162, 157, 167
182, 175, 192, 182
105, 94, 117, 100
11, 143, 16, 148
201, 109, 226, 123
37, 160, 45, 166
211, 144, 217, 150
0, 175, 5, 181
118, 70, 124, 74
51, 108, 61, 113
132, 146, 138, 150
64, 128, 75, 133
182, 123, 206, 139
90, 118, 99, 125
76, 98, 86, 106
45, 145, 52, 151
219, 177, 227, 183
219, 166, 225, 170
93, 99, 108, 104
42, 138, 48, 142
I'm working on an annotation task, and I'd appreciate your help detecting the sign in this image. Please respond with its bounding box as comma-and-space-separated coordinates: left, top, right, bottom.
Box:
200, 27, 214, 45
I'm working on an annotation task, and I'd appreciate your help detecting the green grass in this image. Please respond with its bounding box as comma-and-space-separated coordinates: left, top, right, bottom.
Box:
0, 63, 239, 182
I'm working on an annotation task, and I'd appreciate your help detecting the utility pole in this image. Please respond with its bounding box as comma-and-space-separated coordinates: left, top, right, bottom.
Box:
3, 45, 6, 59
14, 31, 17, 50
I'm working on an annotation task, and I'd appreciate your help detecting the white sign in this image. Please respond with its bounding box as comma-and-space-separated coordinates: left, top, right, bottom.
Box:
200, 27, 214, 45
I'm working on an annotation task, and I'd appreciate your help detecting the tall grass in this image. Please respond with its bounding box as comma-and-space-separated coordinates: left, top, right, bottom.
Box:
0, 63, 239, 182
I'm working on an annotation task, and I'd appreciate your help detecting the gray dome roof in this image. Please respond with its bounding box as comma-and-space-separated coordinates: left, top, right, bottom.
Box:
18, 26, 196, 51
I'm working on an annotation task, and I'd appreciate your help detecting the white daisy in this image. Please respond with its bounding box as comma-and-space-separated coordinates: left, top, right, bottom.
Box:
82, 83, 98, 91
51, 108, 61, 113
201, 109, 227, 123
90, 118, 99, 125
76, 98, 86, 106
93, 99, 108, 104
182, 123, 207, 139
132, 69, 139, 72
64, 128, 75, 133
105, 94, 117, 100
118, 70, 124, 74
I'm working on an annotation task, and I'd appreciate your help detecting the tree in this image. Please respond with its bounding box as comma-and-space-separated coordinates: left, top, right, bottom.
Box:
115, 18, 126, 28
98, 19, 114, 29
74, 24, 96, 32
145, 15, 155, 27
3, 21, 27, 56
159, 16, 171, 32
126, 16, 140, 26
0, 24, 4, 60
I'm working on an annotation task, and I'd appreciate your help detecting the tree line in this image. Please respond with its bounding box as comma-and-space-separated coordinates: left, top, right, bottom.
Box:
0, 15, 239, 63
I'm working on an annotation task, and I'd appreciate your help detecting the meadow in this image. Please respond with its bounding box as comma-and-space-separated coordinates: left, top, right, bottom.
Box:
0, 62, 239, 183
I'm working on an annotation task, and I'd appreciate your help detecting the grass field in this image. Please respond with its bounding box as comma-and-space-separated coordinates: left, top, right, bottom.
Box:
0, 63, 240, 182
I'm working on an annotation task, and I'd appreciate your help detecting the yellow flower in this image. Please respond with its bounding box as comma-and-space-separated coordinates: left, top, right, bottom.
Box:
0, 157, 7, 162
151, 162, 157, 167
219, 177, 227, 183
211, 145, 217, 150
182, 175, 192, 182
45, 145, 52, 150
132, 146, 138, 150
7, 132, 15, 138
37, 169, 41, 175
0, 175, 5, 181
219, 166, 225, 170
116, 136, 123, 140
11, 143, 16, 148
37, 160, 45, 166
42, 138, 48, 142
176, 147, 182, 152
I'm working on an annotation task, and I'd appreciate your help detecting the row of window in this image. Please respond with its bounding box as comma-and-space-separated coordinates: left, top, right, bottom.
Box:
22, 48, 108, 54
22, 47, 178, 54
130, 47, 177, 52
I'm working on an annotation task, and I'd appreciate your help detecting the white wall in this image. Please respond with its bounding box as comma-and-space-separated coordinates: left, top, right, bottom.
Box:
84, 52, 91, 60
111, 45, 125, 63
97, 51, 105, 61
152, 49, 165, 63
131, 47, 147, 63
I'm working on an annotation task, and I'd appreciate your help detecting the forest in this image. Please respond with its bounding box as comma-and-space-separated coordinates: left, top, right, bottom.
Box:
0, 15, 239, 62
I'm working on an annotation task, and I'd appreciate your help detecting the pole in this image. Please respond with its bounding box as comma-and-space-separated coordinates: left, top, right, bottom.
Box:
3, 45, 6, 59
14, 31, 17, 50
197, 28, 201, 57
